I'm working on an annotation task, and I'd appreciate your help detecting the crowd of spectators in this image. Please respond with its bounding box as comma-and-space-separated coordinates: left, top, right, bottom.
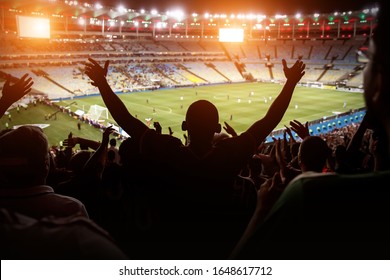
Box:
1, 0, 390, 260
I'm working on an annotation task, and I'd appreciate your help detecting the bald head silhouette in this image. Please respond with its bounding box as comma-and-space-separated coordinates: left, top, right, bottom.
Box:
182, 100, 221, 148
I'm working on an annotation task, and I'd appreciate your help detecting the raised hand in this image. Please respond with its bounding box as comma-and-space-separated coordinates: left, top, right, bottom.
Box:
84, 58, 109, 87
1, 74, 34, 107
289, 119, 310, 140
282, 59, 306, 84
102, 125, 115, 143
256, 171, 286, 221
153, 121, 162, 134
284, 125, 295, 142
83, 58, 149, 142
275, 137, 300, 184
63, 136, 77, 148
223, 121, 237, 137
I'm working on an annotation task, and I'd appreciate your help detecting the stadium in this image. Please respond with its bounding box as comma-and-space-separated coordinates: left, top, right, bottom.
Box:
0, 0, 377, 146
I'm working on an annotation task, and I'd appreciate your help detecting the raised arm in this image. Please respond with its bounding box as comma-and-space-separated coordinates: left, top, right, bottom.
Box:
83, 126, 115, 179
84, 58, 148, 141
346, 113, 370, 155
63, 134, 101, 151
0, 74, 33, 117
246, 59, 305, 146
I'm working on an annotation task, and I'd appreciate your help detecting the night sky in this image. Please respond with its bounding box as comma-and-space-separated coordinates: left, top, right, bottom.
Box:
102, 0, 377, 14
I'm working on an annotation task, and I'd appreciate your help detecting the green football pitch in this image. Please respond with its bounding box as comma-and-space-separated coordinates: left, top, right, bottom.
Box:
0, 82, 365, 147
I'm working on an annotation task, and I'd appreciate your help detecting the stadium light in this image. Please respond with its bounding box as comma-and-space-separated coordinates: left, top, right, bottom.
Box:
117, 5, 127, 13
169, 10, 184, 21
254, 23, 262, 29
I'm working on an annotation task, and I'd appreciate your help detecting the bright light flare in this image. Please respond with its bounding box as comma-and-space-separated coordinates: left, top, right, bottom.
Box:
16, 15, 50, 38
219, 28, 244, 42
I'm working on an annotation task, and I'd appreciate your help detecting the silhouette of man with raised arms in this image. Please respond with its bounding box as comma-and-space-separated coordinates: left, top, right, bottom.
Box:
84, 57, 305, 259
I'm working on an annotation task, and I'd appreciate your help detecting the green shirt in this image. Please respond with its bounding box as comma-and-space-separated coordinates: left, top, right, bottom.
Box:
236, 171, 390, 259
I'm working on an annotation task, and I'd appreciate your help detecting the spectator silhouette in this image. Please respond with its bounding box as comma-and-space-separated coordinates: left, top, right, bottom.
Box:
334, 144, 355, 174
56, 127, 116, 222
0, 208, 127, 259
108, 137, 121, 165
297, 136, 331, 173
84, 57, 305, 259
0, 74, 88, 219
0, 125, 89, 219
0, 124, 128, 260
231, 0, 390, 260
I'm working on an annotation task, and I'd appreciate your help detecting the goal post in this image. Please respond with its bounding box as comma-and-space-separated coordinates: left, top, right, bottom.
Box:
85, 104, 109, 121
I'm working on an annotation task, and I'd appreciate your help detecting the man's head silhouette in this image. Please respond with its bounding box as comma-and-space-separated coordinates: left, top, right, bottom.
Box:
182, 100, 221, 146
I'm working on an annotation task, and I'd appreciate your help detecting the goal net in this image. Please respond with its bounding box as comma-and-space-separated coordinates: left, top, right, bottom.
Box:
86, 104, 109, 121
